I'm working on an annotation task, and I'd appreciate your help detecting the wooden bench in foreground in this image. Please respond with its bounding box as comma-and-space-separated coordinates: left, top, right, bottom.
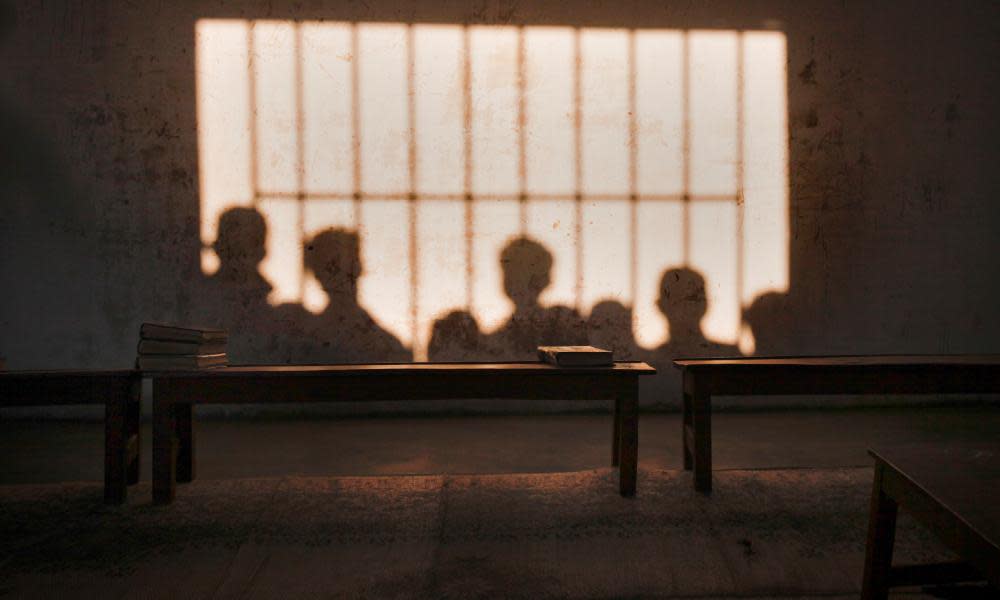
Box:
672, 355, 1000, 492
0, 369, 142, 504
148, 361, 656, 504
862, 444, 999, 598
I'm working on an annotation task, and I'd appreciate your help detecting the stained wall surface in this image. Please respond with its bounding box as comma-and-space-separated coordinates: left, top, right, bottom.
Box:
1, 1, 998, 409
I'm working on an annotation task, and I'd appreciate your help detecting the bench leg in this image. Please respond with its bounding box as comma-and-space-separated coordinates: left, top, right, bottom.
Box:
612, 396, 622, 467
861, 463, 898, 600
104, 382, 129, 505
152, 382, 177, 505
126, 377, 142, 485
617, 379, 639, 497
175, 402, 195, 483
691, 379, 712, 493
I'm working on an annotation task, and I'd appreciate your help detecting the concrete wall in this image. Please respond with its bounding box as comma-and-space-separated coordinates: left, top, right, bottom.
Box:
1, 1, 998, 413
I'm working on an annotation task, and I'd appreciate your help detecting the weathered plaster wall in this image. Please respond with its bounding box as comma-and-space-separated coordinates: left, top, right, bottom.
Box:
1, 1, 998, 412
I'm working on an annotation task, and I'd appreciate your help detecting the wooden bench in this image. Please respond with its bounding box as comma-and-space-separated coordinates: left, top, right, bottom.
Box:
147, 362, 656, 504
862, 444, 999, 598
672, 355, 1000, 492
0, 369, 142, 504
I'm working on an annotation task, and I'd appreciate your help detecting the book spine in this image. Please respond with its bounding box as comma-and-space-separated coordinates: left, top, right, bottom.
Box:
137, 340, 227, 355
139, 324, 228, 343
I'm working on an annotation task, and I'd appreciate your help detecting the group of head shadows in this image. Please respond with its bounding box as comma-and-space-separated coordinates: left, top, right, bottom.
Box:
196, 207, 787, 382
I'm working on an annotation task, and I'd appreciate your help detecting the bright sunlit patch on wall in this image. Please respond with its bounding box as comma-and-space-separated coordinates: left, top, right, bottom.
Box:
196, 20, 788, 359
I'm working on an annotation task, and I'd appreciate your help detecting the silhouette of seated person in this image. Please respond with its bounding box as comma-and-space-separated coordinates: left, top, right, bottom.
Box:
648, 267, 740, 403
587, 300, 642, 360
654, 267, 739, 358
485, 237, 588, 360
427, 309, 490, 361
198, 207, 275, 363
743, 291, 791, 357
299, 228, 411, 363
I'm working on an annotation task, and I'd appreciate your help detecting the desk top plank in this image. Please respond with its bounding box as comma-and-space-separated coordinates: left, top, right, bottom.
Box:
870, 444, 1000, 554
0, 369, 136, 378
674, 355, 1000, 368
672, 355, 1000, 396
145, 361, 656, 378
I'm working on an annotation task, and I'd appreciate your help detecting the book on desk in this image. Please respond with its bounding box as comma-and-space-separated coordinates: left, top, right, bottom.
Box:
537, 346, 613, 367
140, 323, 228, 344
137, 323, 229, 370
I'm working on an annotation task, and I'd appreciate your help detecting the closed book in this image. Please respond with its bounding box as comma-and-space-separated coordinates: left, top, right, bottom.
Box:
136, 353, 228, 370
537, 346, 613, 367
137, 339, 227, 355
140, 322, 228, 343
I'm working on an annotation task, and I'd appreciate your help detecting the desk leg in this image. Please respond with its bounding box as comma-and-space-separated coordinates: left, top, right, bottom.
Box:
612, 396, 622, 467
152, 381, 177, 505
175, 403, 195, 483
126, 376, 141, 485
861, 463, 898, 600
691, 377, 712, 493
103, 382, 129, 505
618, 379, 639, 497
682, 371, 693, 471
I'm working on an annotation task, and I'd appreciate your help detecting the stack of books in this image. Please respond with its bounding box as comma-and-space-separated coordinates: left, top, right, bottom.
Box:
136, 323, 229, 370
537, 345, 613, 367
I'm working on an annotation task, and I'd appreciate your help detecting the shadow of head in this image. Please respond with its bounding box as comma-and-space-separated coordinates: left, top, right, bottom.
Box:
305, 228, 362, 295
590, 299, 632, 324
500, 236, 552, 309
743, 291, 789, 356
588, 299, 636, 355
657, 267, 709, 330
433, 310, 481, 342
588, 300, 633, 335
214, 207, 267, 270
428, 309, 484, 360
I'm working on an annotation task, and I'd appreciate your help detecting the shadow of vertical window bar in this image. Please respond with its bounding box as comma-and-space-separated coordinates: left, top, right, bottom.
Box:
195, 20, 789, 360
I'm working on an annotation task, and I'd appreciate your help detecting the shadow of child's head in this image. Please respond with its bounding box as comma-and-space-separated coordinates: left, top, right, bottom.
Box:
305, 228, 362, 296
657, 267, 709, 334
743, 291, 789, 356
214, 207, 267, 270
500, 236, 553, 310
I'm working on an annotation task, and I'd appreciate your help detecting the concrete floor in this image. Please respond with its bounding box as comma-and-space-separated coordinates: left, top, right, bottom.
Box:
1, 407, 998, 598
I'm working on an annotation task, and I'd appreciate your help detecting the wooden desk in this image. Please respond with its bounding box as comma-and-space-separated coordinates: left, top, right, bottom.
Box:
0, 369, 142, 504
862, 444, 1000, 598
672, 355, 1000, 492
148, 362, 656, 504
